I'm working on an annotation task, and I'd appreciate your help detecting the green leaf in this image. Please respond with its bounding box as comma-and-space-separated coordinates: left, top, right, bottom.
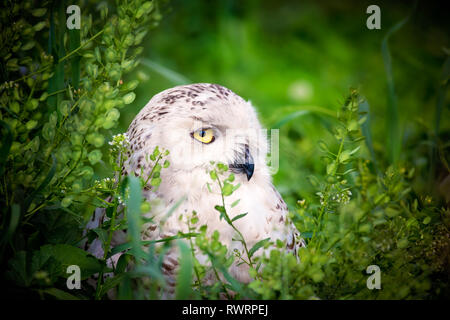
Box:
232, 183, 241, 193
88, 149, 102, 165
40, 244, 103, 280
248, 238, 271, 258
397, 238, 409, 249
175, 240, 193, 299
347, 119, 359, 132
222, 182, 233, 196
217, 163, 228, 172
41, 288, 81, 300
152, 146, 160, 157
214, 205, 229, 222
150, 177, 161, 187
349, 145, 361, 156
307, 175, 320, 187
422, 216, 431, 225
231, 212, 248, 222
317, 140, 329, 153
99, 274, 126, 297
123, 92, 136, 104
214, 205, 226, 215
21, 41, 35, 51
92, 228, 109, 248
61, 196, 73, 208
385, 207, 400, 218
326, 162, 337, 175
34, 21, 46, 31
115, 254, 131, 275
231, 199, 240, 208
32, 8, 47, 17
341, 168, 357, 176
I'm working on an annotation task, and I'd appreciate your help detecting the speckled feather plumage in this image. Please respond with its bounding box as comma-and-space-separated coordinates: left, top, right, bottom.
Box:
85, 83, 305, 296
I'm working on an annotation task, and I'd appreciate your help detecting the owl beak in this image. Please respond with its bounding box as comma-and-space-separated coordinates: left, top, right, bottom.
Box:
230, 145, 254, 181
243, 160, 254, 181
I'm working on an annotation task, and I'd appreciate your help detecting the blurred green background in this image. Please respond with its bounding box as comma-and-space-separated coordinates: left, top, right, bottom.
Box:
117, 0, 449, 208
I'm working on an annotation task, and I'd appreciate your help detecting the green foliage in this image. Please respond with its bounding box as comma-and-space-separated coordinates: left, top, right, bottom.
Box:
0, 0, 162, 299
0, 1, 448, 300
249, 91, 447, 299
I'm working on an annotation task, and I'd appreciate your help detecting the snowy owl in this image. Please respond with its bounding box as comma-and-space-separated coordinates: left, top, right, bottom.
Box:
85, 83, 305, 295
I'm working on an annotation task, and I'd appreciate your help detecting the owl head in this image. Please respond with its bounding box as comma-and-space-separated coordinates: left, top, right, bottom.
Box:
126, 83, 272, 186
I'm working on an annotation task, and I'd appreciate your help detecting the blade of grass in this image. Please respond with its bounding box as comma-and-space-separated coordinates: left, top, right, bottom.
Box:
126, 175, 145, 264
117, 275, 133, 299
273, 106, 337, 129
161, 195, 187, 223
68, 28, 80, 90
140, 58, 191, 85
434, 55, 450, 136
41, 287, 82, 300
381, 2, 416, 164
0, 204, 20, 258
429, 55, 450, 185
175, 240, 193, 299
5, 204, 20, 243
0, 120, 13, 176
107, 232, 199, 258
98, 273, 126, 298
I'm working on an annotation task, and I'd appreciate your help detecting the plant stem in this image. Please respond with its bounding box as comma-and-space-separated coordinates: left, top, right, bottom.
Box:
95, 198, 118, 300
144, 154, 162, 186
216, 173, 254, 270
314, 131, 346, 249
210, 257, 232, 300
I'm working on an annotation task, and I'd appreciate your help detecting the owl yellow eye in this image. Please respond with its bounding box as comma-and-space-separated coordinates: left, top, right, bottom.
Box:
192, 128, 215, 144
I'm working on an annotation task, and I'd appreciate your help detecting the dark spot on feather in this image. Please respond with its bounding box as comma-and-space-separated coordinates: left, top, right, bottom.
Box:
162, 262, 175, 271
